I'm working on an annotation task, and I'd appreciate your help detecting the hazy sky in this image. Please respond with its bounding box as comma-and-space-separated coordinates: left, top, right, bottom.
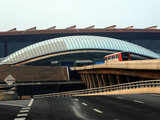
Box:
0, 0, 160, 31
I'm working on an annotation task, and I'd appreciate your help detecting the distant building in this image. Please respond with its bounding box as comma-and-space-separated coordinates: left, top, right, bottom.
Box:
0, 36, 159, 66
0, 26, 160, 58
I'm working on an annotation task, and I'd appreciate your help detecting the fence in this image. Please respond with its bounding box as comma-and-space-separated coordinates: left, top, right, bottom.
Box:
34, 80, 160, 98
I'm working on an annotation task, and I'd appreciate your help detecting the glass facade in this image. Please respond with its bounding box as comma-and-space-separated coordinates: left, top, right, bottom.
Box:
0, 35, 159, 64
0, 41, 4, 57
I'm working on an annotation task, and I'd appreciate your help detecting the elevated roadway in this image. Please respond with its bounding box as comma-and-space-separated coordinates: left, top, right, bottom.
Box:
71, 59, 160, 70
0, 65, 84, 97
71, 59, 160, 89
0, 65, 70, 83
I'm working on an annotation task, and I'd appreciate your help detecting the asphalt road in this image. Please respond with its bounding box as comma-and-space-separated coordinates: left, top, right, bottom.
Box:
29, 94, 160, 120
0, 94, 160, 120
0, 100, 30, 120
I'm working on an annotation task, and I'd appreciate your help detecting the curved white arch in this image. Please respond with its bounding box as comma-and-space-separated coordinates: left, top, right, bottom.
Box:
1, 35, 159, 64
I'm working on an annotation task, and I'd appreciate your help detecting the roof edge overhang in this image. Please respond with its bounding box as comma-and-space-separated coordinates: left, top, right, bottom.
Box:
9, 49, 154, 66
1, 28, 160, 36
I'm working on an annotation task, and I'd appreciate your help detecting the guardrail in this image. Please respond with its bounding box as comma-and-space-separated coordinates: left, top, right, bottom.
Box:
34, 80, 160, 98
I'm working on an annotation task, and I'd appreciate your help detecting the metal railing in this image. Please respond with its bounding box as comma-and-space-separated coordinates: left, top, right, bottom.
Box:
34, 80, 160, 98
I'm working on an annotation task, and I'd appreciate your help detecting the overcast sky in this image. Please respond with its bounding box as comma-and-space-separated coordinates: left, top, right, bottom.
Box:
0, 0, 160, 31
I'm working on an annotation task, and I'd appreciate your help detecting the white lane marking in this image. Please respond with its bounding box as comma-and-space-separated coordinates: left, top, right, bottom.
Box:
22, 107, 30, 110
17, 113, 28, 117
14, 118, 26, 120
93, 108, 103, 114
117, 97, 123, 99
134, 100, 144, 104
74, 98, 79, 101
81, 103, 87, 106
28, 98, 34, 107
20, 110, 30, 113
0, 103, 25, 107
72, 106, 86, 119
14, 100, 33, 120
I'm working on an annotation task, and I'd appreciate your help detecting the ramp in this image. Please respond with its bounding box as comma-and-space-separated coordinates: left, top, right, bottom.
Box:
0, 65, 70, 83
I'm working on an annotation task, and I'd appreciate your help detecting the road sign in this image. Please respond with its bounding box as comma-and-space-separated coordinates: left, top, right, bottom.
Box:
4, 75, 16, 86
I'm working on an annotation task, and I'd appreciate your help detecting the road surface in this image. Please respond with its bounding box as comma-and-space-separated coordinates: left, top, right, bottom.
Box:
0, 94, 160, 120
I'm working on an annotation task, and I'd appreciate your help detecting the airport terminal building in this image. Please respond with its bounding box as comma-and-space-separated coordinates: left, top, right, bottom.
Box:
0, 35, 159, 66
0, 26, 160, 66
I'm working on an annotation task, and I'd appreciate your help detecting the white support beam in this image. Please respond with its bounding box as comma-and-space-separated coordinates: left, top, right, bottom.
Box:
104, 25, 116, 29
8, 28, 17, 32
145, 26, 157, 29
124, 26, 134, 29
84, 25, 95, 29
66, 25, 76, 29
25, 27, 36, 31
46, 26, 56, 30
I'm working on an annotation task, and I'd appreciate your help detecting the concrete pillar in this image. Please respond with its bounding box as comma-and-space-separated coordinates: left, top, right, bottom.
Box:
116, 75, 120, 85
93, 74, 98, 87
126, 76, 130, 83
96, 74, 101, 88
104, 74, 109, 86
108, 74, 112, 86
101, 74, 106, 87
91, 74, 96, 88
89, 74, 94, 88
85, 74, 89, 89
83, 74, 89, 88
80, 74, 84, 82
81, 74, 86, 84
87, 74, 92, 89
